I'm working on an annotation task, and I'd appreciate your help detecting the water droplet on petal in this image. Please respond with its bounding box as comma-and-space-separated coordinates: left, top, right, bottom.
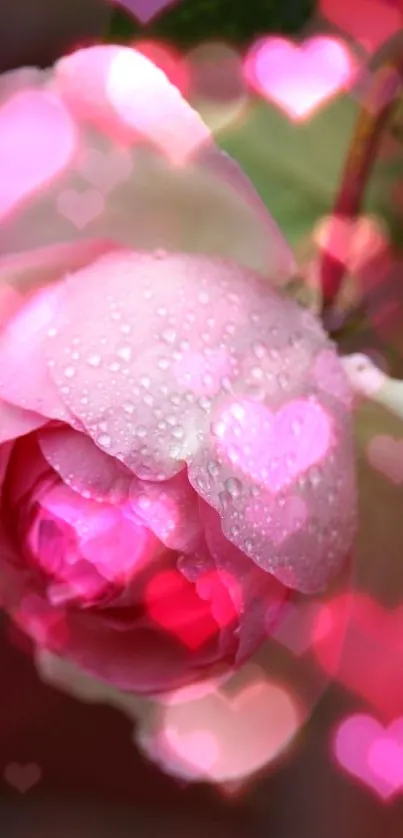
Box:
278, 373, 289, 388
309, 466, 322, 488
171, 426, 184, 440
64, 366, 76, 378
218, 490, 231, 510
87, 354, 101, 368
161, 328, 176, 344
225, 477, 242, 497
252, 342, 267, 359
207, 460, 219, 477
98, 433, 111, 448
117, 345, 132, 362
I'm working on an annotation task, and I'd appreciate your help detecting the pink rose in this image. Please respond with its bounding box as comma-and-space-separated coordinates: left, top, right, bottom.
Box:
0, 46, 356, 696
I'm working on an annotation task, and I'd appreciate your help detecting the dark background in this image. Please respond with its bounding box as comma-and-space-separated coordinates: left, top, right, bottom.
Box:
1, 2, 403, 837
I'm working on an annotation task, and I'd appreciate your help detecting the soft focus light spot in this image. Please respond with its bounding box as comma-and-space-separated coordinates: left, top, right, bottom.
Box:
76, 146, 133, 194
151, 669, 234, 706
106, 49, 210, 164
187, 42, 246, 104
186, 42, 248, 136
334, 714, 403, 799
320, 0, 402, 54
145, 568, 240, 650
116, 0, 181, 24
162, 728, 219, 774
313, 215, 388, 274
15, 594, 69, 651
244, 36, 355, 120
212, 398, 332, 493
56, 188, 105, 229
314, 593, 403, 720
134, 40, 189, 95
141, 667, 302, 782
0, 90, 77, 219
271, 600, 329, 656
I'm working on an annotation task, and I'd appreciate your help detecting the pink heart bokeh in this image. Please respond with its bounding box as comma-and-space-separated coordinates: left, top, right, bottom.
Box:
334, 714, 403, 799
213, 398, 332, 493
320, 0, 402, 55
3, 762, 42, 794
56, 188, 105, 229
0, 90, 76, 220
244, 36, 355, 120
148, 670, 302, 782
111, 0, 181, 24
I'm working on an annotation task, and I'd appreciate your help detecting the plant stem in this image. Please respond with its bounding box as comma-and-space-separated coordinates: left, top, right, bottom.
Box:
320, 52, 403, 318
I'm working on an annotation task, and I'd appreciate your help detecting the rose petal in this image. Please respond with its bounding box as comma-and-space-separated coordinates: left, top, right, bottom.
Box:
126, 468, 204, 554
37, 425, 132, 503
0, 46, 295, 284
24, 249, 355, 594
0, 238, 119, 297
0, 399, 46, 443
0, 280, 74, 420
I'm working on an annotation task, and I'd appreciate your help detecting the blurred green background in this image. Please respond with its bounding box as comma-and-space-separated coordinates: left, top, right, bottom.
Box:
108, 0, 316, 48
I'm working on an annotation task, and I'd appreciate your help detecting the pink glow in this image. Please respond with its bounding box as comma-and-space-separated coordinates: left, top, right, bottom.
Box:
134, 40, 189, 95
334, 714, 403, 799
320, 0, 402, 54
76, 146, 133, 194
56, 188, 105, 229
271, 601, 331, 657
145, 568, 241, 651
106, 49, 211, 163
212, 398, 332, 493
115, 0, 181, 24
244, 36, 355, 120
0, 90, 76, 219
245, 493, 308, 545
143, 668, 302, 782
162, 728, 219, 774
314, 593, 403, 720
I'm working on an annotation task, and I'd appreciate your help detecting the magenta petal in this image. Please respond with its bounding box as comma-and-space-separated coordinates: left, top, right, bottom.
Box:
0, 400, 46, 443
196, 498, 288, 662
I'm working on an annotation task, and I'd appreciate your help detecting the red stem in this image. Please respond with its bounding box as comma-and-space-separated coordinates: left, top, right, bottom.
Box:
319, 53, 403, 314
